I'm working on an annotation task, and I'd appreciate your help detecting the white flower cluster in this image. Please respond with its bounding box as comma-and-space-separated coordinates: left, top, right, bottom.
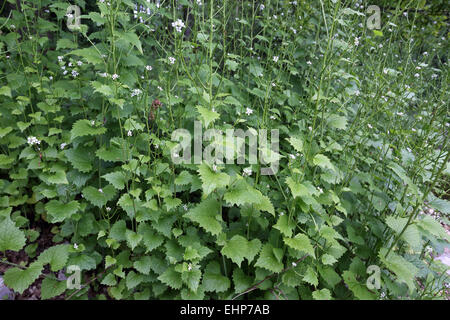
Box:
131, 88, 143, 97
27, 136, 41, 146
243, 167, 252, 177
171, 19, 185, 33
168, 56, 176, 64
134, 2, 152, 24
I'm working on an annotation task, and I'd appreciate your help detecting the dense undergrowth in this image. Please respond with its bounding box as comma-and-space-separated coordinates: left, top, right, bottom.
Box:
0, 0, 449, 300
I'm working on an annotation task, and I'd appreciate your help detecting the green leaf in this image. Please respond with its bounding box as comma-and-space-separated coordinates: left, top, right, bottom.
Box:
82, 185, 116, 207
3, 262, 43, 294
232, 268, 253, 293
133, 256, 152, 275
45, 200, 79, 223
273, 214, 295, 238
174, 171, 193, 185
182, 269, 202, 292
221, 235, 261, 267
379, 248, 418, 293
255, 243, 284, 273
37, 244, 71, 271
312, 288, 332, 300
102, 171, 128, 190
198, 163, 230, 196
137, 223, 165, 253
327, 114, 348, 130
196, 105, 220, 128
41, 278, 67, 299
110, 220, 127, 242
202, 261, 230, 293
65, 147, 93, 173
284, 233, 315, 258
303, 266, 318, 287
0, 86, 12, 98
126, 230, 143, 251
185, 198, 222, 236
126, 271, 144, 290
417, 215, 450, 241
342, 270, 376, 300
313, 154, 335, 171
287, 136, 304, 153
0, 217, 26, 252
158, 266, 182, 289
71, 119, 107, 140
286, 177, 310, 199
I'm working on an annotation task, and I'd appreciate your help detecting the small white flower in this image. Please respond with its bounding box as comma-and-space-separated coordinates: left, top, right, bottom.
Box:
183, 204, 188, 211
354, 37, 360, 46
306, 60, 312, 65
91, 120, 95, 126
131, 88, 142, 97
292, 262, 297, 267
168, 56, 176, 64
77, 60, 83, 66
396, 112, 404, 116
112, 73, 119, 80
273, 56, 279, 63
212, 164, 218, 172
98, 188, 103, 193
27, 136, 41, 146
171, 19, 185, 33
245, 107, 253, 116
368, 123, 373, 129
289, 154, 296, 160
68, 62, 73, 67
145, 65, 153, 71
243, 167, 252, 177
71, 70, 79, 78
414, 73, 420, 78
260, 4, 265, 10
271, 82, 276, 87
280, 212, 284, 216
60, 143, 67, 150
99, 72, 108, 78
127, 130, 133, 137
157, 86, 163, 91
317, 187, 323, 194
73, 243, 78, 249
58, 56, 64, 62
188, 263, 192, 271
49, 76, 53, 80
106, 207, 111, 212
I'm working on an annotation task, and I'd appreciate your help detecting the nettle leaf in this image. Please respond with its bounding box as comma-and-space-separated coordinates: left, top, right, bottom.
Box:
255, 243, 284, 273
102, 171, 128, 190
96, 145, 129, 162
126, 271, 144, 290
379, 248, 418, 293
0, 217, 26, 252
65, 147, 93, 173
196, 105, 220, 128
198, 163, 230, 196
202, 261, 230, 293
221, 235, 261, 267
185, 198, 222, 236
157, 266, 182, 289
3, 262, 43, 294
71, 119, 107, 140
283, 233, 316, 258
45, 200, 79, 223
37, 244, 71, 271
41, 278, 67, 300
82, 185, 116, 207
